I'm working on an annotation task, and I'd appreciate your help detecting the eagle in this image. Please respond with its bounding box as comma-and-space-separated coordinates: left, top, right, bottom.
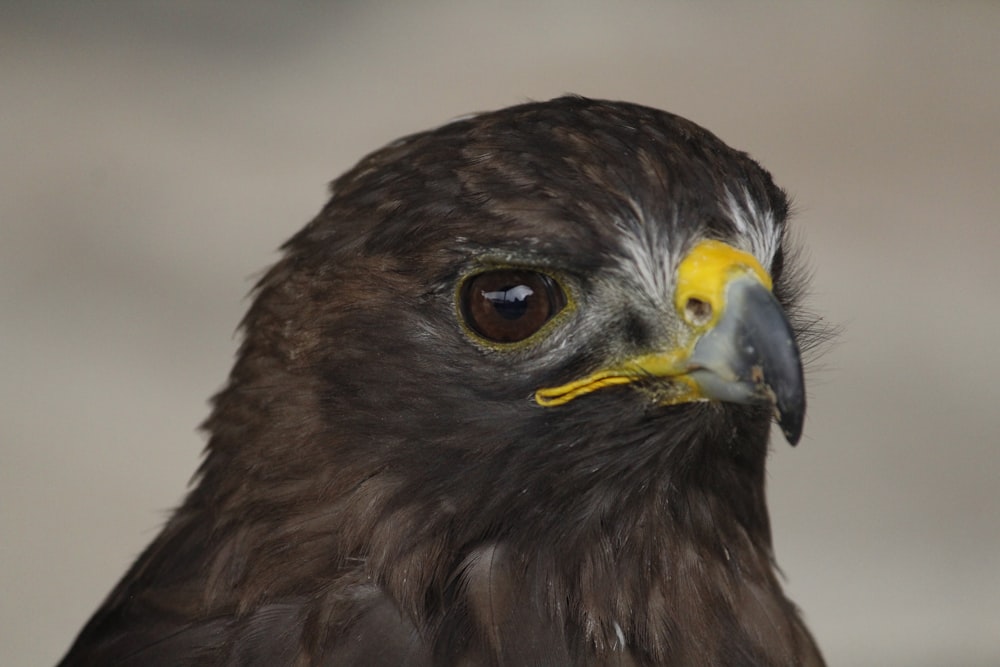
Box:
59, 96, 827, 666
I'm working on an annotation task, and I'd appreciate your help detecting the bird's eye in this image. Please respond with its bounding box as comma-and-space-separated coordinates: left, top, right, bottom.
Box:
460, 270, 567, 343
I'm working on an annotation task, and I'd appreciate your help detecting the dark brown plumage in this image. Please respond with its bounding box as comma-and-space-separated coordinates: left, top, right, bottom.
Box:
59, 96, 827, 666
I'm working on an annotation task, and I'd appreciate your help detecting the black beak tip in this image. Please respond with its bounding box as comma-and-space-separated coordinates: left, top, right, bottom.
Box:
778, 404, 804, 446
775, 374, 806, 446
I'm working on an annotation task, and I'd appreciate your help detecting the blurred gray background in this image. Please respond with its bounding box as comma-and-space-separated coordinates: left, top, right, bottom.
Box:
3, 2, 998, 665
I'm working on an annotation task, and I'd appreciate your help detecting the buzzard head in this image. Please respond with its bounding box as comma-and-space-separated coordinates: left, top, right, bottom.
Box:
62, 96, 827, 667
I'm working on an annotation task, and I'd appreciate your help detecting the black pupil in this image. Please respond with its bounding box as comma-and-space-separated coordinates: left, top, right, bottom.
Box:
484, 284, 534, 320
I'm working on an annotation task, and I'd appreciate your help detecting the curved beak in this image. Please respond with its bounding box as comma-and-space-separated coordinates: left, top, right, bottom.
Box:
536, 240, 806, 446
684, 275, 805, 445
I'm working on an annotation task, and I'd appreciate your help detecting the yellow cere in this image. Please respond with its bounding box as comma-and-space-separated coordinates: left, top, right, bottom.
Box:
673, 239, 771, 330
535, 240, 772, 408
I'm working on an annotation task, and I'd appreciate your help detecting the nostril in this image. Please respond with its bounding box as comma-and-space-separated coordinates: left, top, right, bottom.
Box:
684, 297, 713, 327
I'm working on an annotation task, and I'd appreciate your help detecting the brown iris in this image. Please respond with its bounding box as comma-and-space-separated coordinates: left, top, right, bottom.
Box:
460, 270, 567, 343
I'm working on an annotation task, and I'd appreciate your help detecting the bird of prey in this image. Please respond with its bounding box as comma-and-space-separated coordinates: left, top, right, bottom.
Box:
59, 96, 827, 666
